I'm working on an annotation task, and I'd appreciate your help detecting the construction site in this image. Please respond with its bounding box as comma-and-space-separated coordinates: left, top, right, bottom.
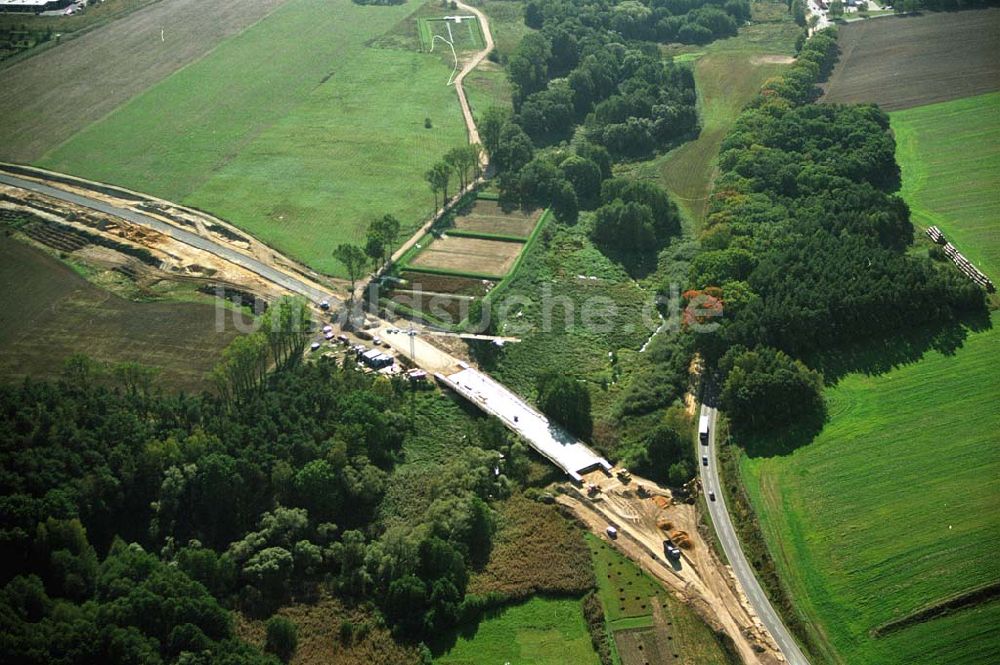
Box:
556, 468, 784, 665
0, 163, 788, 664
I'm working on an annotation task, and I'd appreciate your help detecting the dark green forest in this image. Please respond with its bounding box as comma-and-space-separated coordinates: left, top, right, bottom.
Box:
0, 354, 521, 663
689, 29, 987, 435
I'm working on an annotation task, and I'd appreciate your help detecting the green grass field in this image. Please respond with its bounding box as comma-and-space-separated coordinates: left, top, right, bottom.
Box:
38, 0, 467, 276
587, 534, 735, 664
434, 596, 600, 665
419, 16, 485, 52
479, 0, 533, 58
627, 2, 800, 229
892, 92, 1000, 280
465, 63, 513, 117
740, 315, 1000, 664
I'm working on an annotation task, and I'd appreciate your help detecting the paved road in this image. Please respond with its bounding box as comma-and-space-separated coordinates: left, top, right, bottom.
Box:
0, 172, 331, 303
699, 404, 810, 665
4, 167, 808, 660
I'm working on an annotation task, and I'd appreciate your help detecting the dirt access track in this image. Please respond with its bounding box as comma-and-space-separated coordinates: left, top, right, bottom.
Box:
0, 165, 339, 304
0, 0, 290, 162
821, 8, 1000, 111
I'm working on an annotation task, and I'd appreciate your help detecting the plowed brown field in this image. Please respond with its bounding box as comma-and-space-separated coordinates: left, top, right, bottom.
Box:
821, 9, 1000, 111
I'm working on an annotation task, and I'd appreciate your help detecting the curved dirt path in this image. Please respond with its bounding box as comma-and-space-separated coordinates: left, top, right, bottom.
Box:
382, 3, 494, 275
452, 0, 494, 165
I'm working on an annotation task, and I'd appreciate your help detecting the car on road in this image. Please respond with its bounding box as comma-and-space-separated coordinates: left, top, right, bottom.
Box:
372, 336, 383, 346
709, 491, 716, 501
319, 300, 330, 310
702, 456, 709, 466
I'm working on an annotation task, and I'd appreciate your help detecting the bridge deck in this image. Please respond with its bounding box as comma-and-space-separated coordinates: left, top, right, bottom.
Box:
438, 367, 612, 482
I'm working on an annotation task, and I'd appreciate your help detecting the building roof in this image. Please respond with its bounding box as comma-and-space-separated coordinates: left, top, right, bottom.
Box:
1, 0, 65, 6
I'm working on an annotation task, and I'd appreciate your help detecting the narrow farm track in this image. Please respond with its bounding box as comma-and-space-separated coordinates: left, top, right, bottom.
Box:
452, 0, 495, 164
384, 0, 494, 273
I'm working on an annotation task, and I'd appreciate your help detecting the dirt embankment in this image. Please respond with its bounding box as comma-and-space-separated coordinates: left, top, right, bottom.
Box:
0, 184, 287, 304
556, 471, 784, 665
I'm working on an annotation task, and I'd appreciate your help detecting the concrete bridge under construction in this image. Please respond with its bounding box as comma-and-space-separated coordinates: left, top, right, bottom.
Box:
437, 366, 612, 482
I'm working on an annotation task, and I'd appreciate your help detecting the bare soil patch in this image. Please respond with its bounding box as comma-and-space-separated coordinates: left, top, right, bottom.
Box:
0, 0, 290, 162
0, 234, 247, 391
410, 235, 523, 276
453, 200, 541, 237
821, 9, 1000, 111
750, 54, 794, 65
616, 626, 677, 665
396, 270, 491, 296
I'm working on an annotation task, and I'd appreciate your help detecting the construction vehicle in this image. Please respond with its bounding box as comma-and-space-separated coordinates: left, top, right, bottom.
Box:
636, 484, 649, 498
656, 517, 673, 531
586, 483, 601, 497
663, 538, 682, 561
669, 530, 692, 549
616, 468, 632, 483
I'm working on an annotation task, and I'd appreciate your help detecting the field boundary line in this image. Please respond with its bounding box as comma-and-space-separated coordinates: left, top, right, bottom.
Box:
395, 264, 503, 281
445, 229, 528, 242
453, 208, 551, 330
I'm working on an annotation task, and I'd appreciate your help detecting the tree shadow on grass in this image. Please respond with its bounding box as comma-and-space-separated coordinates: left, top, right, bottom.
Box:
738, 404, 828, 459
737, 310, 993, 458
804, 310, 992, 387
426, 595, 580, 658
598, 245, 659, 280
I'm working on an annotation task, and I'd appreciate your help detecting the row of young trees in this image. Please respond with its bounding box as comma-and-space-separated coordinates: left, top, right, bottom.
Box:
210, 297, 312, 405
332, 143, 484, 291
332, 214, 402, 292
424, 144, 484, 211
689, 28, 987, 435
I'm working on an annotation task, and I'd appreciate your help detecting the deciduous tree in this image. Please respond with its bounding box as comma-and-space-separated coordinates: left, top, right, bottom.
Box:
333, 243, 368, 293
